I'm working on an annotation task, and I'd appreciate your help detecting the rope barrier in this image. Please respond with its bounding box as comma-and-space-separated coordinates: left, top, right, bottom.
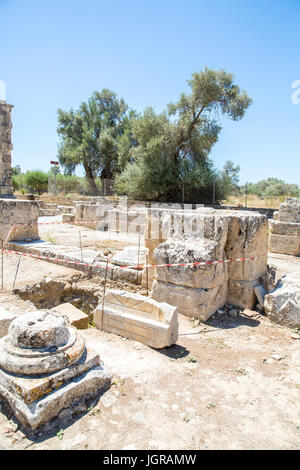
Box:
1, 247, 266, 271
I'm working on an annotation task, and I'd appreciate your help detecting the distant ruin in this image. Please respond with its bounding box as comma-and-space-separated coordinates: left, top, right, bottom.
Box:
0, 99, 14, 198
269, 197, 300, 256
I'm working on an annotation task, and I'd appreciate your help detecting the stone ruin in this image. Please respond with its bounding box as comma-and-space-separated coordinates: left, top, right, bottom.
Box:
0, 310, 111, 430
0, 99, 14, 197
0, 93, 39, 243
95, 289, 179, 348
145, 207, 268, 321
269, 197, 300, 256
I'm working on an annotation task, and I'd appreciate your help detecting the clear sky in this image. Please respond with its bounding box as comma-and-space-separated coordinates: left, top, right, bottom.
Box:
0, 0, 299, 184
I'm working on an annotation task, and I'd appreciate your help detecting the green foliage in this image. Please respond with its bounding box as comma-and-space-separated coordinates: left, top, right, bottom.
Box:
24, 170, 49, 194
57, 89, 134, 194
116, 68, 251, 202
220, 160, 240, 196
241, 178, 300, 198
12, 172, 25, 191
12, 165, 21, 176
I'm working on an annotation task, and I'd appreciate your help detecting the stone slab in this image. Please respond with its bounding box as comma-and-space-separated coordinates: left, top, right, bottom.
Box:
51, 303, 89, 329
0, 365, 111, 429
94, 289, 178, 348
151, 279, 228, 321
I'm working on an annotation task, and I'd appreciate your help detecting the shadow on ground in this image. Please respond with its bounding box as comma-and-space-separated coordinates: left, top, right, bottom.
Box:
157, 343, 190, 359
205, 312, 261, 330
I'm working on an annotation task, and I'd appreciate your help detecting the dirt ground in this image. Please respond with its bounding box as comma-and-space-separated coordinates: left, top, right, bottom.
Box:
39, 215, 143, 253
1, 231, 300, 450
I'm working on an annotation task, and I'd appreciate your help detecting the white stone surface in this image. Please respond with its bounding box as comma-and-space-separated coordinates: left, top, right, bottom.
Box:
264, 272, 300, 328
95, 289, 178, 348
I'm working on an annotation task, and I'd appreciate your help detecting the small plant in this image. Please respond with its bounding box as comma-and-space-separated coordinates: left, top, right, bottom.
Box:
235, 367, 247, 376
207, 403, 216, 409
188, 356, 197, 363
56, 429, 64, 440
44, 231, 57, 244
183, 416, 190, 423
137, 395, 142, 401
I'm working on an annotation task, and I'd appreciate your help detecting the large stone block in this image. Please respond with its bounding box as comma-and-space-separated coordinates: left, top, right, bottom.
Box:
0, 199, 39, 242
95, 289, 178, 348
151, 279, 228, 321
224, 212, 268, 281
269, 233, 300, 256
153, 238, 228, 289
51, 303, 89, 329
264, 272, 300, 328
227, 279, 259, 309
278, 198, 300, 223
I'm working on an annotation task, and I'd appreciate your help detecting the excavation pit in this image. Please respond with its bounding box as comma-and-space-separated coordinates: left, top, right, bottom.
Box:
14, 277, 101, 322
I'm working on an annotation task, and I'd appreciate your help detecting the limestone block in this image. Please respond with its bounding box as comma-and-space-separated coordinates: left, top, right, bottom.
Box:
111, 266, 142, 285
62, 213, 75, 223
111, 245, 147, 270
278, 198, 300, 223
57, 205, 74, 214
39, 208, 57, 217
0, 199, 39, 242
0, 307, 16, 338
227, 279, 260, 309
269, 220, 300, 236
94, 289, 179, 348
254, 284, 267, 308
91, 261, 115, 280
153, 238, 228, 289
269, 233, 300, 256
51, 303, 89, 329
151, 279, 227, 321
225, 213, 268, 281
264, 272, 300, 328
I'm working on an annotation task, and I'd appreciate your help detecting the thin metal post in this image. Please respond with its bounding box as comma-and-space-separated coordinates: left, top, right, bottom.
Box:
245, 182, 248, 208
1, 240, 3, 292
12, 256, 21, 291
137, 234, 141, 282
101, 258, 109, 330
79, 231, 83, 262
213, 180, 216, 205
146, 254, 149, 297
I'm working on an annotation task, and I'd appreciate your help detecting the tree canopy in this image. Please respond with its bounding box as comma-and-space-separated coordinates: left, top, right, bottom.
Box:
57, 69, 252, 202
115, 68, 252, 202
57, 89, 134, 194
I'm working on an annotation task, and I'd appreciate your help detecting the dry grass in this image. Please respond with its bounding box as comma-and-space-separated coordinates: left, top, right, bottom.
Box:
223, 194, 284, 209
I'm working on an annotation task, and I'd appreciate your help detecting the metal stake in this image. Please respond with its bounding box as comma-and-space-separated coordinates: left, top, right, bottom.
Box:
101, 258, 109, 330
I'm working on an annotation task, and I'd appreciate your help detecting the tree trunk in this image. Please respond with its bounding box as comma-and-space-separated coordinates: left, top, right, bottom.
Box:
83, 163, 99, 195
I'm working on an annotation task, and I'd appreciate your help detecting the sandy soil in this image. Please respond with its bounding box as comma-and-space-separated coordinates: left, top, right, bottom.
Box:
0, 226, 300, 450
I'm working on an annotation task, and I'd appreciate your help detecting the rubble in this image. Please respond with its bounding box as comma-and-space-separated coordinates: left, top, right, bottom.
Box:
264, 272, 300, 328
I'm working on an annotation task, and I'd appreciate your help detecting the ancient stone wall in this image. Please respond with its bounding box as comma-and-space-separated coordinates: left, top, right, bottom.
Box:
146, 208, 268, 320
0, 100, 14, 198
269, 198, 300, 256
0, 199, 40, 242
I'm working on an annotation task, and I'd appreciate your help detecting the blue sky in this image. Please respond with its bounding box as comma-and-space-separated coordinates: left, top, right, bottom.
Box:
0, 0, 299, 184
